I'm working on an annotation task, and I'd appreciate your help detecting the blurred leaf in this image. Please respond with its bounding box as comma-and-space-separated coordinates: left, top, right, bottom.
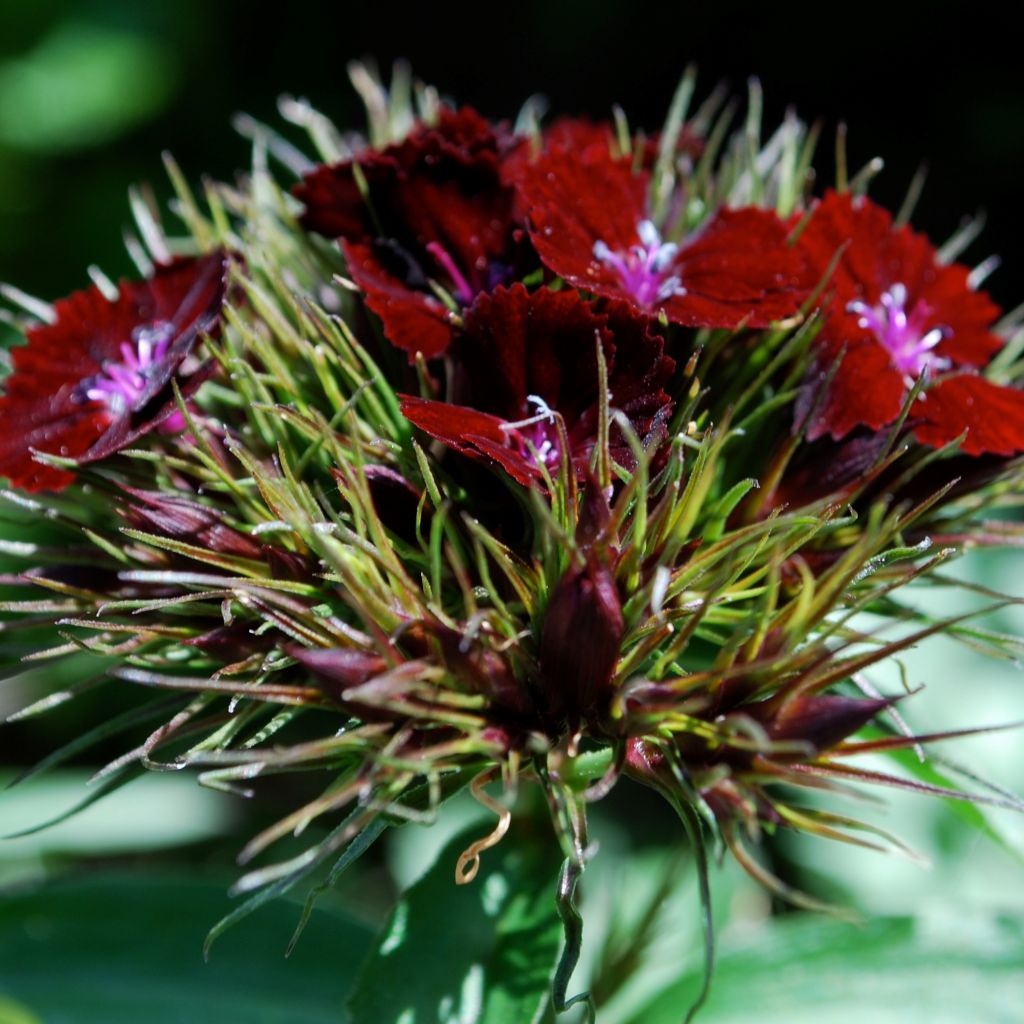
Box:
628, 913, 1024, 1024
0, 996, 43, 1024
0, 871, 374, 1023
349, 820, 564, 1024
0, 768, 231, 858
0, 22, 176, 153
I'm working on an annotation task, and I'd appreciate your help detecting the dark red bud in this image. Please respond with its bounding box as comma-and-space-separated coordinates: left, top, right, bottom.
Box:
184, 624, 274, 663
575, 471, 613, 552
287, 644, 397, 721
432, 625, 529, 714
539, 557, 624, 724
121, 488, 264, 560
756, 694, 890, 755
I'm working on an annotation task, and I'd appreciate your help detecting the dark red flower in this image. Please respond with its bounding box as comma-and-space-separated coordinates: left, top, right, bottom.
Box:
399, 284, 674, 487
798, 190, 1024, 456
295, 107, 526, 359
516, 146, 810, 328
0, 252, 229, 492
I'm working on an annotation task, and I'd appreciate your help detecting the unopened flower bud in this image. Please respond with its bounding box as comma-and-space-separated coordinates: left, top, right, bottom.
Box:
539, 557, 624, 725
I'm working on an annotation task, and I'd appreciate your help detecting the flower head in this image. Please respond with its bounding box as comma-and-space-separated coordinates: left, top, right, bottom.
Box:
0, 252, 229, 491
798, 190, 1024, 455
399, 283, 674, 487
516, 146, 811, 327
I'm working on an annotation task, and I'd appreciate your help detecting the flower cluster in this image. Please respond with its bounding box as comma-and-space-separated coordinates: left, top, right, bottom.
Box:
2, 69, 1023, 1021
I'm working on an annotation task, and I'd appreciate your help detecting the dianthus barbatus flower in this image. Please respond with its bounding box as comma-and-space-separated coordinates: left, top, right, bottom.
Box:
399, 283, 674, 487
0, 251, 229, 492
516, 146, 811, 327
797, 190, 1024, 455
295, 107, 527, 359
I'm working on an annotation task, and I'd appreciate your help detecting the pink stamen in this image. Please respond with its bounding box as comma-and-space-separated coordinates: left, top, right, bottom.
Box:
593, 219, 685, 309
425, 242, 476, 305
848, 283, 950, 384
83, 321, 176, 414
501, 395, 563, 469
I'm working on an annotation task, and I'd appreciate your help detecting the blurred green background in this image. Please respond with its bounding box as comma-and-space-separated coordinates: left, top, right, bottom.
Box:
2, 2, 1024, 1021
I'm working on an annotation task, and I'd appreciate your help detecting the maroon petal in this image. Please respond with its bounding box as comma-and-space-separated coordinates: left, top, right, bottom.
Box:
912, 375, 1024, 456
295, 151, 400, 241
403, 286, 674, 488
662, 208, 812, 328
519, 147, 649, 289
455, 284, 613, 421
398, 395, 543, 488
520, 148, 808, 326
0, 404, 109, 492
801, 335, 908, 442
296, 106, 516, 262
800, 190, 1002, 368
387, 167, 516, 293
343, 241, 454, 359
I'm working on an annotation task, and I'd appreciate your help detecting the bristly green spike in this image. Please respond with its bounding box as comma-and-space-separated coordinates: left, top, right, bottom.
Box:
651, 65, 697, 223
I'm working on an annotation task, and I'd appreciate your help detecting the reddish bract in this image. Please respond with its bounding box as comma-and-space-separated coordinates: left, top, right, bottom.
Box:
0, 252, 229, 492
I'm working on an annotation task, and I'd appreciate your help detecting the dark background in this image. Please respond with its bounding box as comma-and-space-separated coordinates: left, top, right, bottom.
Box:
1, 1, 1023, 307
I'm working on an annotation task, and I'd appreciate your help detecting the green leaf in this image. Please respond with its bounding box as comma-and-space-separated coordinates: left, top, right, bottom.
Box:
0, 23, 176, 153
0, 996, 43, 1024
348, 820, 564, 1024
0, 871, 375, 1023
628, 913, 1024, 1024
0, 769, 228, 857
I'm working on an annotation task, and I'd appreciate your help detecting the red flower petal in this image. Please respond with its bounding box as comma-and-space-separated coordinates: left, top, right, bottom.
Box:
398, 395, 543, 487
294, 150, 400, 241
519, 147, 809, 327
912, 375, 1024, 456
519, 147, 649, 282
797, 191, 1006, 444
661, 208, 812, 328
801, 190, 1002, 368
296, 106, 513, 250
0, 251, 229, 492
342, 241, 454, 360
800, 336, 907, 442
297, 108, 523, 357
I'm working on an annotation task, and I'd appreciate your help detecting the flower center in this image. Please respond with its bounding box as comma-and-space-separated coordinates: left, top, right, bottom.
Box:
847, 283, 950, 383
501, 395, 563, 469
593, 220, 686, 308
82, 321, 176, 415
